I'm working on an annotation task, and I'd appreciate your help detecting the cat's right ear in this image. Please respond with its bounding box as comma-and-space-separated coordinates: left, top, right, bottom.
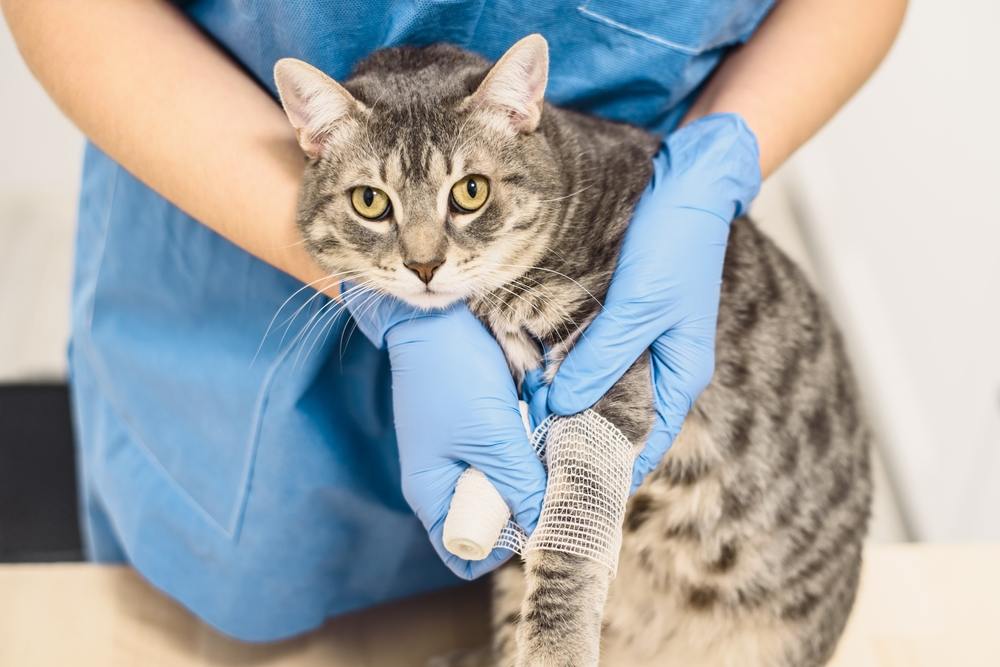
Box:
274, 59, 361, 158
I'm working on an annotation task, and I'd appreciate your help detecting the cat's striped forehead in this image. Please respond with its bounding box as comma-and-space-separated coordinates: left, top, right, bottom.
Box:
317, 96, 514, 202
371, 108, 461, 184
380, 141, 450, 191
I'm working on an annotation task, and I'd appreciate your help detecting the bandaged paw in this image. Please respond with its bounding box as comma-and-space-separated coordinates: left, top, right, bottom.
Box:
444, 410, 634, 574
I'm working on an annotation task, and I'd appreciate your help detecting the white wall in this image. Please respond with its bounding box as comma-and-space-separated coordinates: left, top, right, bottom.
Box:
0, 24, 81, 381
781, 0, 1000, 540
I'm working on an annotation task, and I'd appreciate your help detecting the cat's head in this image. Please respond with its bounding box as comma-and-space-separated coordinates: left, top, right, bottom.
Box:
274, 35, 561, 309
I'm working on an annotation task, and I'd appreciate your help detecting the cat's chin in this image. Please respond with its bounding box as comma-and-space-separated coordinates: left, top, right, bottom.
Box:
396, 288, 466, 310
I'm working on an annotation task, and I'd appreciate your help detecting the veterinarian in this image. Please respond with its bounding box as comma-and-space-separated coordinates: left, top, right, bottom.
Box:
4, 0, 905, 641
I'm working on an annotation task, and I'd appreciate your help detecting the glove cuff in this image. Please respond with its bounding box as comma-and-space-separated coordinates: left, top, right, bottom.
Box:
341, 285, 481, 351
660, 112, 762, 220
339, 280, 406, 349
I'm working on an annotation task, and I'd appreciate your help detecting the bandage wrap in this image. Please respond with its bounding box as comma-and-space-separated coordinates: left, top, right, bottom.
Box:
443, 410, 633, 574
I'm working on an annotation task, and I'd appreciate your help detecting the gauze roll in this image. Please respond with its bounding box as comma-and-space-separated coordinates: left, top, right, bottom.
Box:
442, 467, 511, 560
444, 410, 634, 574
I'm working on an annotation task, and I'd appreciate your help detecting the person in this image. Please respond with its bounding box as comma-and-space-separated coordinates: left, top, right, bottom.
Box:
3, 0, 906, 642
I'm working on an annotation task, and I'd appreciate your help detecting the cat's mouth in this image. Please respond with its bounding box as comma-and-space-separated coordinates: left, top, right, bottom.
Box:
398, 285, 467, 310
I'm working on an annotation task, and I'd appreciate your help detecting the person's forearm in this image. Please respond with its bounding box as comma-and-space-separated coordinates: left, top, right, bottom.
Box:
683, 0, 907, 178
2, 0, 331, 291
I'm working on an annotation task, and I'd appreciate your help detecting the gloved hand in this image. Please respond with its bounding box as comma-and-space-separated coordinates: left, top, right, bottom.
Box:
345, 292, 546, 579
543, 113, 761, 492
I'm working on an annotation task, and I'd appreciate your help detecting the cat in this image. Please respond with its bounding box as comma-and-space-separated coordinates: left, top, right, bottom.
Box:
274, 34, 872, 667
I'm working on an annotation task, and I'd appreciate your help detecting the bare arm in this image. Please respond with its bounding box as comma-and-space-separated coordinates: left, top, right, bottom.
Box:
3, 0, 906, 290
684, 0, 908, 177
1, 0, 332, 291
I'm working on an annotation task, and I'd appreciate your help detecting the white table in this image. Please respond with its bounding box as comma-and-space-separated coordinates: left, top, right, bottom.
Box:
2, 545, 997, 666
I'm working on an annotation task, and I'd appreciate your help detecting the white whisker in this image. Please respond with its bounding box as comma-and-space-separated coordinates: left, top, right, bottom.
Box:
287, 279, 375, 367
535, 182, 596, 204
252, 269, 364, 366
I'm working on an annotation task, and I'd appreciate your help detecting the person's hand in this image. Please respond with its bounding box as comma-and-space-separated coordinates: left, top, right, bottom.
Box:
544, 113, 761, 491
346, 292, 546, 579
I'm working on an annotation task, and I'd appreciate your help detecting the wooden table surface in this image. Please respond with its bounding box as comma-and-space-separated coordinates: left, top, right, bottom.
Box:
1, 544, 997, 666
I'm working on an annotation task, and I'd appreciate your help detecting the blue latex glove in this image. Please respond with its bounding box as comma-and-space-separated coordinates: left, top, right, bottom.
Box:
346, 293, 546, 579
543, 113, 761, 492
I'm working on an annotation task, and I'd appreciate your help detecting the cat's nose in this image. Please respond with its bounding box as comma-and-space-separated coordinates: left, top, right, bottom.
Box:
404, 258, 444, 285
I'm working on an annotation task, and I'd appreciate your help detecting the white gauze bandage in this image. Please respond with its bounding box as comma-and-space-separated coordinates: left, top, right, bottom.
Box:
442, 410, 634, 574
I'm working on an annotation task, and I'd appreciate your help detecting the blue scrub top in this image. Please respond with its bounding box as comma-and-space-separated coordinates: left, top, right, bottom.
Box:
70, 0, 774, 641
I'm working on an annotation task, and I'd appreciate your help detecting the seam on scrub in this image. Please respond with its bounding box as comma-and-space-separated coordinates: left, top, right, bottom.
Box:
227, 316, 312, 541
575, 5, 703, 55
83, 162, 119, 338
81, 166, 242, 539
738, 1, 778, 45
463, 0, 489, 49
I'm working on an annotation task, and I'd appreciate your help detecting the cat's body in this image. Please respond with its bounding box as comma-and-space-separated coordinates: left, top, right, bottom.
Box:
478, 215, 872, 667
276, 37, 871, 667
469, 98, 870, 667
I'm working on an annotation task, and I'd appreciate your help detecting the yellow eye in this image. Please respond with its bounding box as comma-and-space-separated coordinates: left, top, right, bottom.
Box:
350, 186, 391, 220
450, 175, 490, 213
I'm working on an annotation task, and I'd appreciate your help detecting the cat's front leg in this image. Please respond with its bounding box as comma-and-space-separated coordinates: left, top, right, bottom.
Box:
513, 354, 656, 667
515, 551, 609, 667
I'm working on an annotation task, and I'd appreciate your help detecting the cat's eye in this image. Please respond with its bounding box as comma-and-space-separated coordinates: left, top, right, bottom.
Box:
350, 186, 392, 220
450, 175, 490, 213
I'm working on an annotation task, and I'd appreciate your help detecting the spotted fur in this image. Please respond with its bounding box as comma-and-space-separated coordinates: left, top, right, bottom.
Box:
280, 39, 871, 667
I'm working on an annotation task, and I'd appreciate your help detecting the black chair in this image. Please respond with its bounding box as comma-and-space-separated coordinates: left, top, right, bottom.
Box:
0, 383, 82, 562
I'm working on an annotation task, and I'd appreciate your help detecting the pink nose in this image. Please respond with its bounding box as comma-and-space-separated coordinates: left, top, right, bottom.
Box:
404, 258, 444, 284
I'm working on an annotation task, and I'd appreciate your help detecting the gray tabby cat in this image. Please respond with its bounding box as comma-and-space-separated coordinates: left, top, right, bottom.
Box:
274, 35, 871, 667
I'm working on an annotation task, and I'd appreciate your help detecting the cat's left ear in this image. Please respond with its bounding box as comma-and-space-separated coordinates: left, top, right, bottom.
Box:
274, 58, 363, 158
468, 34, 549, 134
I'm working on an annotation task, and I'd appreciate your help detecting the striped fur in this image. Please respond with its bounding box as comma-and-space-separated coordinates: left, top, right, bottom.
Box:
284, 43, 872, 667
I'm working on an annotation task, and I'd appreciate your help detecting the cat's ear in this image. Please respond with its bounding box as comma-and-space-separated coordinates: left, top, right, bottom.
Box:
274, 58, 361, 158
469, 34, 549, 134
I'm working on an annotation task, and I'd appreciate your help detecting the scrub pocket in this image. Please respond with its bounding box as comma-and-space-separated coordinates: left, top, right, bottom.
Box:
577, 0, 774, 55
83, 158, 312, 537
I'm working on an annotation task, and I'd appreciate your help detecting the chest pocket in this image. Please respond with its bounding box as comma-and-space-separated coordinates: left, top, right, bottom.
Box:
577, 0, 774, 55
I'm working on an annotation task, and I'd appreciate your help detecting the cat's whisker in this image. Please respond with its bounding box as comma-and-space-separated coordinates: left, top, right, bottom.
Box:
478, 262, 603, 357
295, 279, 384, 369
360, 88, 389, 163
535, 181, 597, 204
449, 95, 490, 159
486, 262, 607, 314
505, 277, 575, 323
286, 279, 375, 367
338, 289, 388, 361
486, 272, 580, 342
298, 292, 363, 369
307, 282, 381, 364
291, 297, 343, 370
276, 270, 368, 350
477, 264, 598, 338
481, 275, 569, 339
342, 138, 382, 164
526, 242, 573, 269
252, 269, 364, 366
302, 285, 377, 368
472, 286, 514, 328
